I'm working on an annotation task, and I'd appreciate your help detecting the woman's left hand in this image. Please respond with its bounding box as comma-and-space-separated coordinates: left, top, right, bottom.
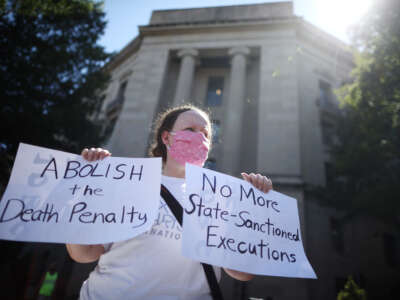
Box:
241, 172, 273, 193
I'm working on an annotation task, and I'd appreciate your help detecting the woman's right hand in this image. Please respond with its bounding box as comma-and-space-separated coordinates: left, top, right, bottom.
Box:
81, 147, 112, 161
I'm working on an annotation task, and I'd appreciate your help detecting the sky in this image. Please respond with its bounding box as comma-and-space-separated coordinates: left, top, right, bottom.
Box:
99, 0, 374, 53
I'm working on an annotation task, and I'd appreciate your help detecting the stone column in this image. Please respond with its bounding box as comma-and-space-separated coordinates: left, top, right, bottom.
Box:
173, 48, 199, 105
222, 46, 250, 175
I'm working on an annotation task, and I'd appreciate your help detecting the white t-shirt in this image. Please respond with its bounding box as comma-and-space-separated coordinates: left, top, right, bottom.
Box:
79, 175, 221, 300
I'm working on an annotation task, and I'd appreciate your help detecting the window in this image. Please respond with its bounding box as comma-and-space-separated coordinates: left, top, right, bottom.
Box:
205, 77, 224, 106
330, 217, 344, 254
116, 81, 128, 102
104, 81, 128, 138
321, 117, 336, 147
319, 80, 332, 106
99, 94, 106, 105
211, 120, 220, 144
95, 94, 106, 119
106, 81, 128, 118
103, 115, 118, 140
204, 158, 217, 170
383, 233, 397, 267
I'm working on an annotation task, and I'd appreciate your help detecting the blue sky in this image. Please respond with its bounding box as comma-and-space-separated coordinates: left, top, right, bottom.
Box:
99, 0, 374, 53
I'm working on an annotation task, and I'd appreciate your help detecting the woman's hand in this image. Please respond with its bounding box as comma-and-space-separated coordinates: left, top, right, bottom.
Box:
81, 147, 112, 161
241, 172, 273, 193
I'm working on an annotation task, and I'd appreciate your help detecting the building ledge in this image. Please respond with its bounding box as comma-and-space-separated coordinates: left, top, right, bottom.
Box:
149, 2, 294, 26
266, 174, 304, 187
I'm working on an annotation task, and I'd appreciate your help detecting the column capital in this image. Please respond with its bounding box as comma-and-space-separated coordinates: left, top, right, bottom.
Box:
228, 46, 250, 57
177, 48, 199, 58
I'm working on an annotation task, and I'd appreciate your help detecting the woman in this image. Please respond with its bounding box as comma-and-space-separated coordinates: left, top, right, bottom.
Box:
66, 105, 273, 299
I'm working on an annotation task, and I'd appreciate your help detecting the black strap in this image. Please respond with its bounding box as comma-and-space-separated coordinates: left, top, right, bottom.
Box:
201, 264, 223, 300
161, 184, 183, 225
161, 184, 224, 300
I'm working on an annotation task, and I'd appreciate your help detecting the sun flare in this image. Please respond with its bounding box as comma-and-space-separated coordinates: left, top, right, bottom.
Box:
316, 0, 374, 32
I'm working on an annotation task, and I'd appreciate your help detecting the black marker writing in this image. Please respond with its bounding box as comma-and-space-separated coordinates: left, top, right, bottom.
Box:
69, 202, 147, 227
185, 193, 229, 221
206, 225, 296, 263
235, 211, 300, 241
0, 198, 59, 223
240, 185, 280, 212
69, 184, 103, 196
201, 173, 232, 198
40, 158, 58, 179
40, 159, 143, 181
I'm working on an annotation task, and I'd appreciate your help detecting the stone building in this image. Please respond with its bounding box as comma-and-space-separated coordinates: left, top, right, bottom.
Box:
66, 2, 397, 300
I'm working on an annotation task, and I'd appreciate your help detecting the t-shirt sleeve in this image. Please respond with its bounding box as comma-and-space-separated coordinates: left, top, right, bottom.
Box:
102, 243, 113, 253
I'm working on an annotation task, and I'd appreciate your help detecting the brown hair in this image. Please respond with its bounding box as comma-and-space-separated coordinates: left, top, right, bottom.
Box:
148, 104, 212, 164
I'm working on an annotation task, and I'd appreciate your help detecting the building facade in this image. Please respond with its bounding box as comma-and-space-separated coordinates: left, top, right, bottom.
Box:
78, 2, 398, 300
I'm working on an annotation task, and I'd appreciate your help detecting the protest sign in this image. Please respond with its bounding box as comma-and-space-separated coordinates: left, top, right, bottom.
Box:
182, 164, 316, 278
0, 143, 161, 244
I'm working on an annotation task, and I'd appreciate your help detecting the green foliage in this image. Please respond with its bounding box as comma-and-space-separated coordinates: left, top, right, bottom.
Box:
337, 277, 367, 300
317, 0, 400, 224
0, 0, 111, 187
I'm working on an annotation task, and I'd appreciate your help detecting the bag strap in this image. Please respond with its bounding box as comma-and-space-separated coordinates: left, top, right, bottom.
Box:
161, 184, 183, 225
160, 184, 224, 300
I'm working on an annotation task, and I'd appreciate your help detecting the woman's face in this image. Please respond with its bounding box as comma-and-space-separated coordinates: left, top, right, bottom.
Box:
162, 109, 211, 166
171, 110, 211, 141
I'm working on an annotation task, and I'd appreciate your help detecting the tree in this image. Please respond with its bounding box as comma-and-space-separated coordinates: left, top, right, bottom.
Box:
0, 0, 111, 188
337, 277, 367, 300
316, 0, 400, 224
0, 2, 112, 298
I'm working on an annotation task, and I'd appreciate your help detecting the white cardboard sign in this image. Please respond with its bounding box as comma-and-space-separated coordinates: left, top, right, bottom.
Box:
0, 143, 161, 244
182, 164, 316, 278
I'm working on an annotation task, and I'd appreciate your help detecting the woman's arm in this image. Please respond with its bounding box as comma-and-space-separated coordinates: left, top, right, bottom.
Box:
65, 148, 112, 263
223, 268, 254, 281
223, 172, 273, 281
66, 244, 105, 263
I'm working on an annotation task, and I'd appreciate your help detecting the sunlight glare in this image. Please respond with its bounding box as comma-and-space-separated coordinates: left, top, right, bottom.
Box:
316, 0, 374, 34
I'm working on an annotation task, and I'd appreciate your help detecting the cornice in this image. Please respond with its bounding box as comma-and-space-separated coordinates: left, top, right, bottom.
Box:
104, 15, 354, 73
295, 19, 354, 67
139, 17, 297, 36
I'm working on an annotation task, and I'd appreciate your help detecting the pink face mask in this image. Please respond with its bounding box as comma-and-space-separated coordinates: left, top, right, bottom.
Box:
167, 130, 210, 166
